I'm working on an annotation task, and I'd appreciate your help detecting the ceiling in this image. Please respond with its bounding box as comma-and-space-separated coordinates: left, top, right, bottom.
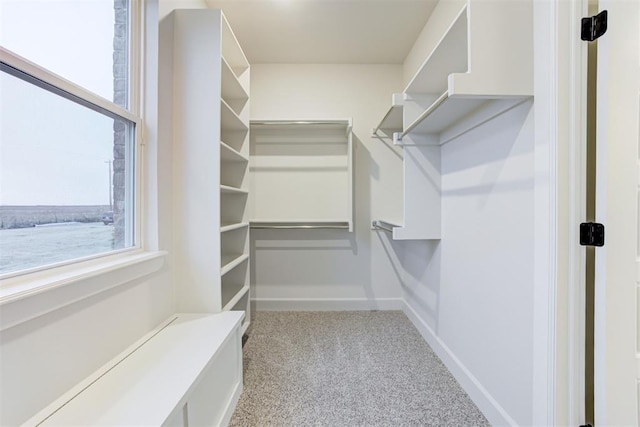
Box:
205, 0, 438, 64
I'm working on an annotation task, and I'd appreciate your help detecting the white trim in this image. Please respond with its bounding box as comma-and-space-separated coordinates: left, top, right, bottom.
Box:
566, 0, 589, 424
402, 300, 517, 426
252, 297, 404, 311
0, 251, 166, 332
532, 0, 566, 424
0, 47, 139, 124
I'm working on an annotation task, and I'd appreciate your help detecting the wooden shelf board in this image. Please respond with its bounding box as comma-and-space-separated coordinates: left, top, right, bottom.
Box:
220, 184, 249, 195
220, 222, 249, 233
221, 254, 249, 276
221, 99, 248, 132
402, 95, 530, 146
220, 141, 248, 163
222, 285, 250, 312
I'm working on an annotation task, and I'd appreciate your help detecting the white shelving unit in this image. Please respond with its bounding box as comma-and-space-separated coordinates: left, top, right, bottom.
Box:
249, 120, 354, 232
373, 0, 533, 240
162, 9, 251, 333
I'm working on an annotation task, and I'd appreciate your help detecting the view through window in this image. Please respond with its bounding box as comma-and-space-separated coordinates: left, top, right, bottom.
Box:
0, 0, 136, 275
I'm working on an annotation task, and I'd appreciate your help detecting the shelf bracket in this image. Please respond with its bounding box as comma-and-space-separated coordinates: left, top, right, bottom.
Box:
372, 220, 399, 233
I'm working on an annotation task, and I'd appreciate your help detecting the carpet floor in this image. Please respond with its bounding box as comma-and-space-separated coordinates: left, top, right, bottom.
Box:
229, 311, 490, 427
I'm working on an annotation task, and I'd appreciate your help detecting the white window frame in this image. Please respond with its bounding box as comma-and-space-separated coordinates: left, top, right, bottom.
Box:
0, 0, 165, 331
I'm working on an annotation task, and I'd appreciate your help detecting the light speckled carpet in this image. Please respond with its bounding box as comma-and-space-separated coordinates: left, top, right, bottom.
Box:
229, 311, 489, 427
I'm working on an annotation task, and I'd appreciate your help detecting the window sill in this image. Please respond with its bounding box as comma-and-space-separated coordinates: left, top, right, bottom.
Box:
0, 250, 167, 332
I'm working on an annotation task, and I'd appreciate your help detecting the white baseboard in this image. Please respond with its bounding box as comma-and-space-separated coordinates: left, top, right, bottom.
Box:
402, 300, 517, 426
252, 297, 404, 311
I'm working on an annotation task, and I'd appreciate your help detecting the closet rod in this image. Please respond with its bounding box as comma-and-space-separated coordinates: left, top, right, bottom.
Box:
250, 120, 349, 126
251, 221, 350, 229
372, 220, 399, 233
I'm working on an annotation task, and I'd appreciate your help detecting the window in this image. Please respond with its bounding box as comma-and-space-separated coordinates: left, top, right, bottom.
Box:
0, 0, 140, 277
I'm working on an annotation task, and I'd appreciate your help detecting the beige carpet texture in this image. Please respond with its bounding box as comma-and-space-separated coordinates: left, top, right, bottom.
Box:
229, 311, 489, 426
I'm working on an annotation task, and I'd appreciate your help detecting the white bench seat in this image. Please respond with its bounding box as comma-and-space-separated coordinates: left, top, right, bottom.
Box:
24, 312, 244, 427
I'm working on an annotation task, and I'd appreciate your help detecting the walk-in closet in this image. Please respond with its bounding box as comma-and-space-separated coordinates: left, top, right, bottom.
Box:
4, 0, 638, 426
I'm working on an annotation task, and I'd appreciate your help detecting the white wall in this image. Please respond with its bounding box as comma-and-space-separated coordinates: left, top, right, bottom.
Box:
250, 64, 406, 309
159, 0, 207, 21
396, 2, 536, 424
0, 3, 177, 425
400, 104, 535, 427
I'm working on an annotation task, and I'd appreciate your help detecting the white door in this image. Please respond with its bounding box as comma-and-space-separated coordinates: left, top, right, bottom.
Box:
594, 0, 640, 424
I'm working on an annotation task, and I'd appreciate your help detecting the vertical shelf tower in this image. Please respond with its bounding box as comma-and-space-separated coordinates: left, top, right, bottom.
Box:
166, 9, 251, 333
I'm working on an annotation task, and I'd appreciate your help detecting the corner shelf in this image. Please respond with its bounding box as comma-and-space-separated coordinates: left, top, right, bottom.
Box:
372, 0, 533, 240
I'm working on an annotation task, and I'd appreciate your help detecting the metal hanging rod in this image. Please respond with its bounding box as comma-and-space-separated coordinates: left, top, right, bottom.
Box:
250, 221, 350, 230
250, 120, 351, 126
372, 220, 400, 233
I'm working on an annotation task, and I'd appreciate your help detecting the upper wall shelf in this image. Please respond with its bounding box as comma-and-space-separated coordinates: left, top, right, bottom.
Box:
371, 0, 533, 240
372, 93, 403, 137
392, 1, 533, 146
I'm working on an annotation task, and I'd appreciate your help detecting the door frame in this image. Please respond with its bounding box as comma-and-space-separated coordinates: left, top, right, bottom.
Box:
533, 0, 588, 424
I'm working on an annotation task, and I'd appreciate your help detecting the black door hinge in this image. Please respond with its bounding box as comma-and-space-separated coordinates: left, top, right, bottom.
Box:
581, 10, 608, 41
580, 222, 605, 247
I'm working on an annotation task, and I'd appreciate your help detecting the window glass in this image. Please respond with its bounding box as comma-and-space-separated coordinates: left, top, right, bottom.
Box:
0, 69, 135, 275
0, 0, 128, 107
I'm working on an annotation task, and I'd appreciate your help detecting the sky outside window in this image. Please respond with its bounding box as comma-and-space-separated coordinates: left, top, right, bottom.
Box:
0, 0, 117, 206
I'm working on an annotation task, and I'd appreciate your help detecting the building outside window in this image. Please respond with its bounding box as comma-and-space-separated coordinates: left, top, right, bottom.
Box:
0, 0, 140, 276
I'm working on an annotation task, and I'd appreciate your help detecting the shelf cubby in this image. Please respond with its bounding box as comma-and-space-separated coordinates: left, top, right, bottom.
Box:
221, 158, 248, 189
221, 192, 248, 226
220, 141, 248, 163
222, 284, 250, 312
221, 99, 248, 132
221, 57, 249, 116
